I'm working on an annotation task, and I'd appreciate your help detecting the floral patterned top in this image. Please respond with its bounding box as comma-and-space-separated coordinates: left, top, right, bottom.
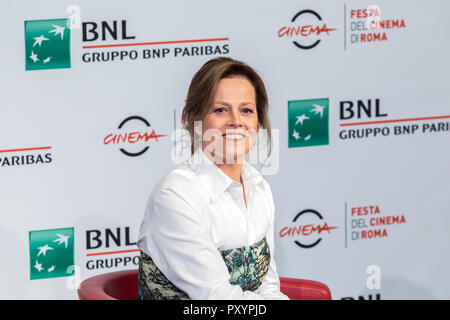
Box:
138, 237, 270, 300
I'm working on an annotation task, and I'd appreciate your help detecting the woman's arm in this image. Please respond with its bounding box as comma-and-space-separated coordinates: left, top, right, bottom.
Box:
138, 187, 267, 300
253, 215, 290, 300
253, 180, 290, 300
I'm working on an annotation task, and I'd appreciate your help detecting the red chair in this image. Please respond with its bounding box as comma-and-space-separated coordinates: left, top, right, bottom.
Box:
78, 269, 331, 300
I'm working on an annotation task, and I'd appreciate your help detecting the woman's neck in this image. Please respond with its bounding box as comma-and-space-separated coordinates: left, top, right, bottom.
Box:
215, 163, 243, 183
201, 149, 244, 183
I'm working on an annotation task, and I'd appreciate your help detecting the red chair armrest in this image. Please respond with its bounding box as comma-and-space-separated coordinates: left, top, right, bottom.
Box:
78, 270, 138, 300
78, 270, 332, 300
280, 277, 332, 300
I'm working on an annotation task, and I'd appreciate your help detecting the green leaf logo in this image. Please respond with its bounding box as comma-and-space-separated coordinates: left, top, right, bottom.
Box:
288, 98, 329, 148
24, 19, 71, 71
29, 227, 75, 280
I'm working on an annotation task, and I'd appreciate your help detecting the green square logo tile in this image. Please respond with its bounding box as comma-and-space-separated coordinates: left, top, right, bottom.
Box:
24, 19, 71, 71
29, 227, 75, 280
288, 98, 329, 148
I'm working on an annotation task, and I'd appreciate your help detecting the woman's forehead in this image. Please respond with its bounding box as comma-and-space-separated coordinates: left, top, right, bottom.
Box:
213, 77, 256, 100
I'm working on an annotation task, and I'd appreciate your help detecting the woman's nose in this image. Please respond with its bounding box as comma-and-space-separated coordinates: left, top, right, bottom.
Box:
228, 108, 242, 127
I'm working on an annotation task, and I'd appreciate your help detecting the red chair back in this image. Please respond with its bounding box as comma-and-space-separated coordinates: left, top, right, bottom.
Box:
78, 269, 331, 300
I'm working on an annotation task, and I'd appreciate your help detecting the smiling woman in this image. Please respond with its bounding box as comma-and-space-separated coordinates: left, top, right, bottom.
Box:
136, 57, 288, 300
199, 76, 260, 182
182, 57, 272, 159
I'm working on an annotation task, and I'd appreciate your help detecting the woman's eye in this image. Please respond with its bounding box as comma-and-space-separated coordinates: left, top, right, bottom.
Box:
242, 108, 254, 113
214, 107, 225, 113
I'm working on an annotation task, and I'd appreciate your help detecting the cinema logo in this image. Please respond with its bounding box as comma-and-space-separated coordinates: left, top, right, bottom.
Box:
0, 146, 53, 168
279, 209, 338, 249
104, 116, 166, 157
85, 226, 139, 271
347, 204, 406, 242
278, 10, 337, 50
347, 6, 406, 45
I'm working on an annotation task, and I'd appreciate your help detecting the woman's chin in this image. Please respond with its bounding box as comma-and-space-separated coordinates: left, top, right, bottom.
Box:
206, 150, 246, 165
203, 140, 250, 164
222, 147, 248, 164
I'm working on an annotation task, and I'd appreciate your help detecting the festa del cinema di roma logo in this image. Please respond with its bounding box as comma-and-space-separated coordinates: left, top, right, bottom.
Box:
104, 116, 166, 157
278, 9, 337, 49
288, 98, 329, 148
24, 19, 71, 71
29, 227, 75, 280
279, 209, 338, 248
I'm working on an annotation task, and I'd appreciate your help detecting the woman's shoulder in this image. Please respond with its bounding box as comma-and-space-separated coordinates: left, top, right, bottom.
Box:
150, 162, 206, 205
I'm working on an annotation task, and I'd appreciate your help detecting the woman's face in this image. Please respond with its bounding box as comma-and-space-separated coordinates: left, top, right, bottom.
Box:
200, 76, 259, 164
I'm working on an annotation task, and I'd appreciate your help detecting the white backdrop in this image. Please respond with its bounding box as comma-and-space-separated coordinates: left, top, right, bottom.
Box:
1, 0, 449, 299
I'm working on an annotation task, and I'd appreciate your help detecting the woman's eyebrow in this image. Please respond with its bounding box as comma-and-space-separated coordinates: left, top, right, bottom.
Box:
214, 101, 255, 107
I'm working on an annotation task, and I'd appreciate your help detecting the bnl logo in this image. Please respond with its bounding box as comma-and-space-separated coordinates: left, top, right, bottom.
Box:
29, 227, 75, 280
24, 19, 71, 71
24, 18, 135, 71
288, 98, 329, 148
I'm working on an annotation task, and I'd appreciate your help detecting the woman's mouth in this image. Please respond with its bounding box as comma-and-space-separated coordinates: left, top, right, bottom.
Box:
222, 133, 246, 141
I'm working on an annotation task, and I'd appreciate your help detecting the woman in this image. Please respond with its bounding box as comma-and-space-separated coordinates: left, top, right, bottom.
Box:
137, 57, 289, 300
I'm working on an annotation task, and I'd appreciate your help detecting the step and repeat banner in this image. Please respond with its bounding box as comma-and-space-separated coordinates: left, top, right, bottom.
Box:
1, 0, 449, 299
